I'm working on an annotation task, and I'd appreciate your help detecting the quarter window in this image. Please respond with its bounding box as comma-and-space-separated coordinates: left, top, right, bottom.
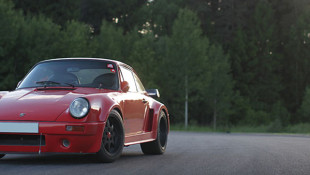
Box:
133, 73, 145, 92
120, 67, 137, 92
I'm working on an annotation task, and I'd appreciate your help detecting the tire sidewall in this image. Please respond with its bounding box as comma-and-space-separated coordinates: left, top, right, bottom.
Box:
157, 111, 168, 153
97, 110, 124, 162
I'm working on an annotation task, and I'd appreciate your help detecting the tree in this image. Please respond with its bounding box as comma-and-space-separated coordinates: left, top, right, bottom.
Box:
297, 87, 310, 123
80, 0, 147, 34
186, 0, 259, 46
59, 20, 93, 57
0, 0, 23, 90
15, 15, 62, 70
2, 15, 67, 90
13, 0, 81, 26
229, 1, 283, 124
205, 44, 234, 129
282, 9, 310, 117
138, 0, 183, 37
161, 9, 210, 126
127, 33, 157, 88
93, 21, 127, 60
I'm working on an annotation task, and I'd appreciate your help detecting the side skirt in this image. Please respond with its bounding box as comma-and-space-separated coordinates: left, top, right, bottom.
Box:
124, 132, 155, 146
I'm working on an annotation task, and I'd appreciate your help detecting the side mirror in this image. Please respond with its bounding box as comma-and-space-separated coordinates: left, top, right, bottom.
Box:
121, 81, 130, 92
146, 89, 160, 98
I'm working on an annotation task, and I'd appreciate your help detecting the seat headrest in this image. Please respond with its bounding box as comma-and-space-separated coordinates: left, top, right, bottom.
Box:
92, 73, 116, 89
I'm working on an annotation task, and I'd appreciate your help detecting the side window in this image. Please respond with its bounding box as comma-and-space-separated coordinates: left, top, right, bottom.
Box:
133, 73, 145, 92
120, 66, 137, 92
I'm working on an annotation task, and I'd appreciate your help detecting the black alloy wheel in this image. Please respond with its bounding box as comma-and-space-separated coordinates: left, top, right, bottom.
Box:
96, 110, 124, 163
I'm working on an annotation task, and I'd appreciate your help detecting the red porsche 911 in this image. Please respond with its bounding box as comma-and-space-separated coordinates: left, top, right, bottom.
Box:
0, 58, 169, 162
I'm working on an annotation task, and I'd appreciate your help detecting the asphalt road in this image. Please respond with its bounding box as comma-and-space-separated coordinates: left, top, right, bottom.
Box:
1, 131, 310, 175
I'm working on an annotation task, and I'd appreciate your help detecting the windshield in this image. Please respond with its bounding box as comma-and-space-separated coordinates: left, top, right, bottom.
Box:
18, 60, 119, 90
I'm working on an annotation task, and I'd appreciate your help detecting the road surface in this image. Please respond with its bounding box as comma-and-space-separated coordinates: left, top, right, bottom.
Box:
1, 131, 310, 175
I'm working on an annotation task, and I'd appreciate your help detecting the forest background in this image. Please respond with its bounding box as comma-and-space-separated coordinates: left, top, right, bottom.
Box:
1, 0, 310, 133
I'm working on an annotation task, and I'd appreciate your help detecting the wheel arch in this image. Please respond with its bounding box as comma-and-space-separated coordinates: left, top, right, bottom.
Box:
160, 106, 170, 132
111, 107, 123, 121
150, 103, 170, 139
88, 94, 123, 123
101, 103, 123, 123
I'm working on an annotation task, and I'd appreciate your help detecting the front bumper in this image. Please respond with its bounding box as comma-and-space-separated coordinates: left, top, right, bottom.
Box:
0, 122, 105, 154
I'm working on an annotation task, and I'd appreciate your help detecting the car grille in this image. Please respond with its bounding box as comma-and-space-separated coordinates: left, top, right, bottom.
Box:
0, 134, 45, 146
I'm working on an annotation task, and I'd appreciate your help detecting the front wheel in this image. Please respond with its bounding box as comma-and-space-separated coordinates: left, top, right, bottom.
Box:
140, 111, 168, 154
96, 110, 124, 163
0, 154, 5, 159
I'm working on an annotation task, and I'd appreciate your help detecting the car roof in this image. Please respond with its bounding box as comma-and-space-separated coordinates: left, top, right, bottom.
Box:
38, 57, 134, 70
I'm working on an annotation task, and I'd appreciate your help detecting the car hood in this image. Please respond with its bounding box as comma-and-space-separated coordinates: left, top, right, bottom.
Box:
0, 88, 87, 122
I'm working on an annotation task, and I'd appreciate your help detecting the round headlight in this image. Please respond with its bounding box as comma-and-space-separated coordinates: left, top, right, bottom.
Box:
69, 98, 90, 118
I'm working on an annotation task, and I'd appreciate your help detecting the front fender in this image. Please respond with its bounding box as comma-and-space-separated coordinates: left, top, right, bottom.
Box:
56, 93, 123, 123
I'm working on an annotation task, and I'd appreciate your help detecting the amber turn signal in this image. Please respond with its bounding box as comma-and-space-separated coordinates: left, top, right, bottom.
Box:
66, 125, 85, 132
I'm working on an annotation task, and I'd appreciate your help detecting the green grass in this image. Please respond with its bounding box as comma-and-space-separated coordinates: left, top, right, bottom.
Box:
170, 123, 310, 134
286, 123, 310, 134
171, 124, 215, 132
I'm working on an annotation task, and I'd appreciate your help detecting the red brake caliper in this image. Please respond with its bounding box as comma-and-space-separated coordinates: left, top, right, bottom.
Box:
107, 132, 112, 139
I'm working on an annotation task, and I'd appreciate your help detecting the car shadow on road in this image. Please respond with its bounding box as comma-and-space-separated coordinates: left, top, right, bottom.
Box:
0, 152, 147, 165
0, 154, 98, 165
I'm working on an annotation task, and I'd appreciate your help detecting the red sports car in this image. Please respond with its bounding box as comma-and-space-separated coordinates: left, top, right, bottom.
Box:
0, 58, 169, 162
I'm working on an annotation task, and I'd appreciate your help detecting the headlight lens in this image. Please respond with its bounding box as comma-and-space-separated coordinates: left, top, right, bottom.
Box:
69, 98, 90, 118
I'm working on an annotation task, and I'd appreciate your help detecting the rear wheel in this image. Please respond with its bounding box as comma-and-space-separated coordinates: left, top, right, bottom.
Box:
96, 110, 124, 163
140, 111, 168, 154
0, 154, 5, 159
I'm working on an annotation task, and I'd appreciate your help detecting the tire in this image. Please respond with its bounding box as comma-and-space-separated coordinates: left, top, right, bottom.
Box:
140, 111, 168, 155
96, 110, 124, 163
0, 154, 5, 159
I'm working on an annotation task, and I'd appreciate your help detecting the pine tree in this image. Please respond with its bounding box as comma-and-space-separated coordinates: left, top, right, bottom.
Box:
231, 2, 281, 106
0, 0, 24, 90
12, 0, 81, 26
139, 0, 183, 37
284, 9, 310, 117
161, 9, 209, 126
297, 87, 310, 123
60, 20, 93, 57
205, 44, 234, 129
94, 21, 126, 60
127, 33, 157, 88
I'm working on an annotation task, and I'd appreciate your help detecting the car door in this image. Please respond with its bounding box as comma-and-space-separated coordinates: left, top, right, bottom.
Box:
120, 66, 148, 136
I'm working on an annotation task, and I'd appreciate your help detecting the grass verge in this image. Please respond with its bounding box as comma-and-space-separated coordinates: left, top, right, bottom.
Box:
171, 123, 310, 134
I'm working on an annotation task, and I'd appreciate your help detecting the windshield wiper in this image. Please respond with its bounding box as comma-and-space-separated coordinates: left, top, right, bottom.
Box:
36, 81, 75, 88
36, 81, 61, 86
63, 83, 75, 88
